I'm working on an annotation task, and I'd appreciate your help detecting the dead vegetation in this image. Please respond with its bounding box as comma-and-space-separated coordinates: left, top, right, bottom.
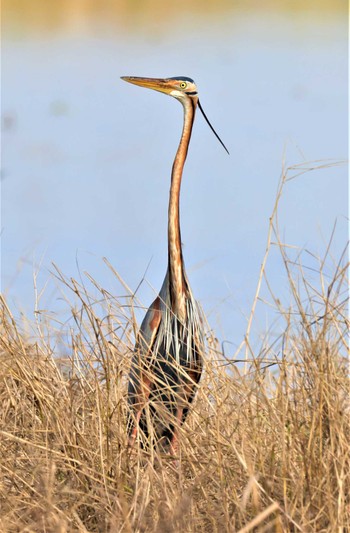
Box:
0, 163, 349, 532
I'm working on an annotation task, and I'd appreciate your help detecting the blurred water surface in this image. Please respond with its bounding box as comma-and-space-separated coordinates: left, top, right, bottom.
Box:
2, 1, 347, 350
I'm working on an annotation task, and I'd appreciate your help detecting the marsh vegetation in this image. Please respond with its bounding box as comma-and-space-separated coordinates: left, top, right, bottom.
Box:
1, 166, 348, 532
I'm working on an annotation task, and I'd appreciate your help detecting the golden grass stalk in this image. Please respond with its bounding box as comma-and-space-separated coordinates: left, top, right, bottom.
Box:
0, 161, 348, 532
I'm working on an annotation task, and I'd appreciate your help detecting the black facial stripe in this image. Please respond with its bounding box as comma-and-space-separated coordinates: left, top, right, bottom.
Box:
185, 91, 198, 95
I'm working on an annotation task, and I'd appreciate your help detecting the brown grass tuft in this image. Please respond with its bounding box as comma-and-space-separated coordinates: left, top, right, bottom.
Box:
1, 162, 349, 532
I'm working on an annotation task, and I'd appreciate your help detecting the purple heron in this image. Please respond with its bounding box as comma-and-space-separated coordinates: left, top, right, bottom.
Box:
121, 76, 228, 454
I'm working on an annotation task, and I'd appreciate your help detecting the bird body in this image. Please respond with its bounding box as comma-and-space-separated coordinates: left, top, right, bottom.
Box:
121, 76, 227, 453
129, 270, 204, 449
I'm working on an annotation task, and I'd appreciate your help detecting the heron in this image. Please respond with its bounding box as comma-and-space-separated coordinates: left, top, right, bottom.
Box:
121, 76, 228, 455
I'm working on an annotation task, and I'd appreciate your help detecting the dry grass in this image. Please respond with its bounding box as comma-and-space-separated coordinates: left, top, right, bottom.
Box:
1, 163, 349, 532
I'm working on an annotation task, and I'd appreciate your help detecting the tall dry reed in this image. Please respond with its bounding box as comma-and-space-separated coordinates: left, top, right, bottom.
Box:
0, 162, 348, 532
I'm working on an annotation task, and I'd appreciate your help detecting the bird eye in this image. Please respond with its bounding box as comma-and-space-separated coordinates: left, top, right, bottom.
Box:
180, 82, 187, 89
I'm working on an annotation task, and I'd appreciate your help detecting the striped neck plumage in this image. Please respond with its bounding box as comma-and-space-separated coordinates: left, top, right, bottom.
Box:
167, 97, 196, 322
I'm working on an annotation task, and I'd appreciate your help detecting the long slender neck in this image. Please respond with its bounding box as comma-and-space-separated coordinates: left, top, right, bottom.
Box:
168, 97, 196, 321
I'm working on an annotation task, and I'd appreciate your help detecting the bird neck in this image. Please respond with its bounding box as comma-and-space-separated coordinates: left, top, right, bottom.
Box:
168, 97, 196, 321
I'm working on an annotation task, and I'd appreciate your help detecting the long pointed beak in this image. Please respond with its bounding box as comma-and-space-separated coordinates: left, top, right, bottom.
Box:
121, 76, 172, 95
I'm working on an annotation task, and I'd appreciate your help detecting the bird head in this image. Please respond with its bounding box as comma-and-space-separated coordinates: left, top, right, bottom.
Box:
121, 76, 198, 102
121, 75, 229, 154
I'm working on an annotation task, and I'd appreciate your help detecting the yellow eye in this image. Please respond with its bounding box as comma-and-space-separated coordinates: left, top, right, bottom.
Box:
180, 82, 187, 89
